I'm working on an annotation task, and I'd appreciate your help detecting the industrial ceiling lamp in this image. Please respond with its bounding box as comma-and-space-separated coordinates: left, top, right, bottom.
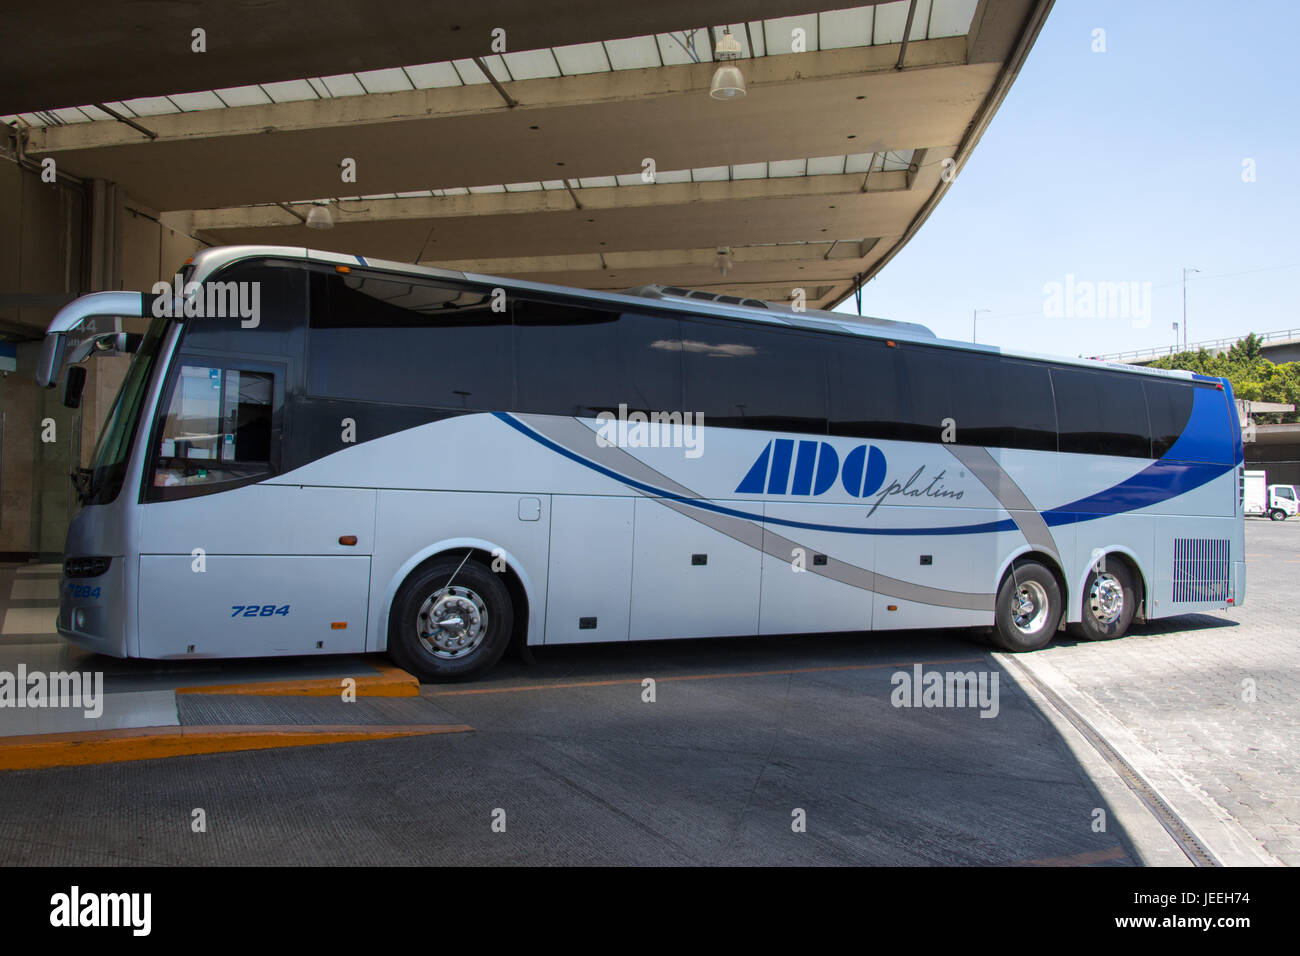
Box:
305, 202, 334, 230
710, 29, 745, 100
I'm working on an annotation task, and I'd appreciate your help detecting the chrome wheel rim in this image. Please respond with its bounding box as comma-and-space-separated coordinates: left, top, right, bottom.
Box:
1088, 572, 1124, 625
1012, 580, 1049, 634
416, 585, 489, 659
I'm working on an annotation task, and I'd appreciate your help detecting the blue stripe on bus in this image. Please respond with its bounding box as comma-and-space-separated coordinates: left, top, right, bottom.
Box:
1163, 385, 1235, 465
356, 255, 368, 266
1043, 386, 1235, 522
1042, 461, 1229, 526
496, 413, 1014, 536
495, 410, 1234, 537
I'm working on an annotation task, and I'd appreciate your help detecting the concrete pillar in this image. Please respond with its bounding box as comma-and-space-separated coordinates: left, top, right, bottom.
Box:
0, 158, 204, 558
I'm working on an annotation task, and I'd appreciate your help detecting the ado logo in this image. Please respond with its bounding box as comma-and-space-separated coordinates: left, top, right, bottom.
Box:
735, 439, 886, 497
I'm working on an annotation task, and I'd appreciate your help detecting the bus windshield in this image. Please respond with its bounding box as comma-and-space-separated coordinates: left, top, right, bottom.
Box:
77, 313, 170, 506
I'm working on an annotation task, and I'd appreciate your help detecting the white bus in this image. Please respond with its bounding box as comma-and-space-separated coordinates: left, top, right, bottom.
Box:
37, 246, 1246, 681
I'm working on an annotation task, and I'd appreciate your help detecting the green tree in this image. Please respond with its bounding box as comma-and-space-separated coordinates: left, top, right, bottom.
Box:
1147, 335, 1299, 423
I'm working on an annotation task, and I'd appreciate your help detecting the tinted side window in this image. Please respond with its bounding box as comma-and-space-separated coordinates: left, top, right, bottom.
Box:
828, 336, 907, 440
680, 318, 827, 433
513, 301, 682, 417
307, 271, 511, 411
180, 259, 307, 359
898, 345, 956, 443
1053, 367, 1150, 458
1143, 378, 1195, 458
950, 353, 1057, 452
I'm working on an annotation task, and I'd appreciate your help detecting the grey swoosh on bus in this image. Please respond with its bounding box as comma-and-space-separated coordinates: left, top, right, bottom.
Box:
941, 444, 1059, 558
514, 414, 995, 612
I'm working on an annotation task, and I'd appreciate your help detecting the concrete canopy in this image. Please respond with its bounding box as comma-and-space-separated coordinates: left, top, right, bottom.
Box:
2, 1, 887, 117
7, 0, 1053, 310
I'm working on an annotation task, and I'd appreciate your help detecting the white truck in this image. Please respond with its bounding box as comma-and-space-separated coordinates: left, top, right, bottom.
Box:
1244, 470, 1299, 520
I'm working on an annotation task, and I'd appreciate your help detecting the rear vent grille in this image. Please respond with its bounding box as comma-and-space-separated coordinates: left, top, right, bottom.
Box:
1172, 538, 1229, 603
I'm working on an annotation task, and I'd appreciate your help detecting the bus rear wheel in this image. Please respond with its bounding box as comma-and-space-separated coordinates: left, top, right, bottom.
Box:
991, 560, 1061, 652
1070, 563, 1136, 642
388, 556, 513, 681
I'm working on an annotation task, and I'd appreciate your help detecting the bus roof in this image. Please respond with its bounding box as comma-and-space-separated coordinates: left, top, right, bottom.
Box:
187, 244, 1199, 385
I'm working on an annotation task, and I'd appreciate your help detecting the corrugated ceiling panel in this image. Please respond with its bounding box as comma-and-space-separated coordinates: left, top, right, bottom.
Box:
657, 29, 709, 65
451, 59, 490, 84
769, 159, 808, 177
765, 14, 819, 55
503, 49, 561, 80
168, 91, 226, 111
355, 68, 414, 93
909, 0, 934, 41
873, 1, 911, 44
261, 79, 319, 102
807, 155, 847, 175
844, 152, 875, 173
319, 74, 368, 97
819, 8, 874, 50
654, 169, 691, 184
404, 62, 465, 88
551, 42, 609, 75
692, 165, 730, 182
212, 86, 272, 107
604, 36, 662, 70
120, 96, 180, 116
928, 0, 979, 38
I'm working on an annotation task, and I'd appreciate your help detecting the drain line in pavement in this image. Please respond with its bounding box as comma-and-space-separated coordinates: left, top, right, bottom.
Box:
999, 653, 1221, 867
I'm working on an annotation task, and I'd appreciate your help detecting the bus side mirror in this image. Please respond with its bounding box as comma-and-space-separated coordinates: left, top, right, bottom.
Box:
37, 331, 66, 388
63, 365, 87, 409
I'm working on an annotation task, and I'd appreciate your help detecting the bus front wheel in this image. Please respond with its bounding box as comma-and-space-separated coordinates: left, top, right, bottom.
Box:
388, 555, 514, 682
991, 560, 1061, 652
1069, 562, 1136, 641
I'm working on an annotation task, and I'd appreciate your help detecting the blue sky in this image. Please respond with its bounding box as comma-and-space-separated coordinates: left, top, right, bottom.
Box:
836, 0, 1300, 360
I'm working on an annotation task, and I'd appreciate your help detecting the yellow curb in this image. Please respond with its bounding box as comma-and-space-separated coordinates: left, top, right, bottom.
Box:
429, 656, 988, 697
175, 662, 419, 698
0, 723, 470, 770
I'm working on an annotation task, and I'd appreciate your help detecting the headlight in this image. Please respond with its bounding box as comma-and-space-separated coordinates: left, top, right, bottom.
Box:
65, 556, 111, 578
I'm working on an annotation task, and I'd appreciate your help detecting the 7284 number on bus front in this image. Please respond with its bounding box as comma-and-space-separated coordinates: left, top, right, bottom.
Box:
231, 605, 291, 618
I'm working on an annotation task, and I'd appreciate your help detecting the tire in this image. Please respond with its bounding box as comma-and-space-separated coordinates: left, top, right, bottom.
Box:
1269, 509, 1287, 521
991, 560, 1062, 652
387, 555, 514, 681
1068, 561, 1136, 642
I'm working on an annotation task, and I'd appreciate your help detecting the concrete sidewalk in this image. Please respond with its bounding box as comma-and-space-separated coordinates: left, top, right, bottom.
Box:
1008, 519, 1299, 866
